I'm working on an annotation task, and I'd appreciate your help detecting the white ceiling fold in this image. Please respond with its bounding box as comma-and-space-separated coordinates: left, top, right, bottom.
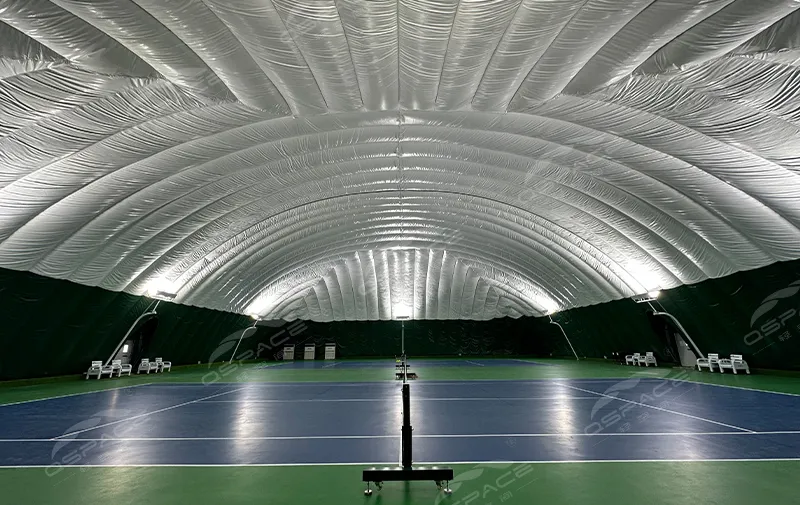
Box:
1, 0, 799, 320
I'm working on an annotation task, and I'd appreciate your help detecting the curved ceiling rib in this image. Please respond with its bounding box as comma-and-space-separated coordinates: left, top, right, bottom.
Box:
170, 198, 648, 305
0, 0, 157, 79
5, 117, 772, 274
0, 21, 67, 80
1, 0, 799, 321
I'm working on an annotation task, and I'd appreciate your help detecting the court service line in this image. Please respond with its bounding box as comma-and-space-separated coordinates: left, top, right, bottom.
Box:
51, 387, 246, 440
465, 360, 485, 367
561, 383, 755, 433
8, 431, 800, 443
3, 457, 800, 469
0, 383, 153, 408
197, 396, 601, 403
136, 380, 597, 387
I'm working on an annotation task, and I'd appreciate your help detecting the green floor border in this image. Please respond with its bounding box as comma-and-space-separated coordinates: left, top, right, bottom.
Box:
2, 460, 798, 505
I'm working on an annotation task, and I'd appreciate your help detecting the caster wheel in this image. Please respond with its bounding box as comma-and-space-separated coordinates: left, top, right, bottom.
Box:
364, 489, 373, 496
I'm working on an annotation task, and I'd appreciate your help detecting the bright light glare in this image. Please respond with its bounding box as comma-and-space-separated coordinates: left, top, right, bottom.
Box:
246, 293, 276, 319
145, 278, 177, 299
648, 290, 661, 299
625, 261, 664, 296
532, 293, 559, 315
393, 305, 412, 320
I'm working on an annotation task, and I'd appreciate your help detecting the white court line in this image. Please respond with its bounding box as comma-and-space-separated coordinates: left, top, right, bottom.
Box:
2, 458, 800, 469
197, 396, 601, 403
552, 377, 800, 398
674, 379, 800, 398
139, 382, 398, 387
106, 379, 800, 398
465, 360, 485, 367
0, 435, 397, 442
321, 362, 339, 368
509, 359, 547, 365
134, 380, 572, 387
561, 383, 756, 433
7, 430, 800, 443
0, 383, 152, 408
51, 387, 246, 440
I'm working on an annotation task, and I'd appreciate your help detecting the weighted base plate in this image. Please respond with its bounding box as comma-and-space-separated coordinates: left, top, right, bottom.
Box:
363, 466, 453, 483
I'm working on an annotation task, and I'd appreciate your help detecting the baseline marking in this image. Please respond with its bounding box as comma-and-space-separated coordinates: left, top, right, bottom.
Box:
197, 396, 600, 403
7, 431, 800, 442
0, 383, 152, 408
2, 458, 800, 469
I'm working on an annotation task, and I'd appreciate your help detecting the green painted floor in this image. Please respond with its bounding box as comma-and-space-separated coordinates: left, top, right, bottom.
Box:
2, 461, 798, 505
2, 358, 799, 505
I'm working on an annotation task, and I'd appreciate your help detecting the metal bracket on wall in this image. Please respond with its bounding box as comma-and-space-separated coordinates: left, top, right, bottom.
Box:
549, 315, 579, 360
651, 310, 705, 360
105, 299, 160, 366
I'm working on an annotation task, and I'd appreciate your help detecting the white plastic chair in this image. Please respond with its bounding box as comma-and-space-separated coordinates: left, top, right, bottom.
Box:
625, 354, 636, 365
696, 353, 719, 372
638, 351, 657, 367
138, 358, 158, 374
85, 361, 103, 379
630, 353, 641, 366
113, 359, 133, 377
155, 357, 171, 372
718, 354, 750, 374
85, 361, 113, 380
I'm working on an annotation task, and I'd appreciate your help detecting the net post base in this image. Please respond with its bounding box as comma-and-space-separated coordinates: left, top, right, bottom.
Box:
362, 466, 454, 494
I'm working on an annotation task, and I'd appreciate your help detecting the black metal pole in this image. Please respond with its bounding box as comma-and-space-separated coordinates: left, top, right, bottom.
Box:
401, 383, 412, 469
362, 379, 452, 494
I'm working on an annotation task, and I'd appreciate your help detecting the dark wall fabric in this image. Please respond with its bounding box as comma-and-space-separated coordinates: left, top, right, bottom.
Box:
541, 299, 673, 362
0, 268, 147, 380
656, 259, 800, 371
2, 257, 800, 380
229, 318, 552, 361
544, 260, 800, 371
0, 268, 251, 381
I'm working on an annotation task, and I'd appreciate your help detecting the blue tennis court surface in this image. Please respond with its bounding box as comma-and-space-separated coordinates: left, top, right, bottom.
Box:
1, 378, 799, 468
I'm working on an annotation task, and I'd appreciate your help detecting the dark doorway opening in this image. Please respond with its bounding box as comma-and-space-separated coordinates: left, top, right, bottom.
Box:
126, 315, 159, 370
